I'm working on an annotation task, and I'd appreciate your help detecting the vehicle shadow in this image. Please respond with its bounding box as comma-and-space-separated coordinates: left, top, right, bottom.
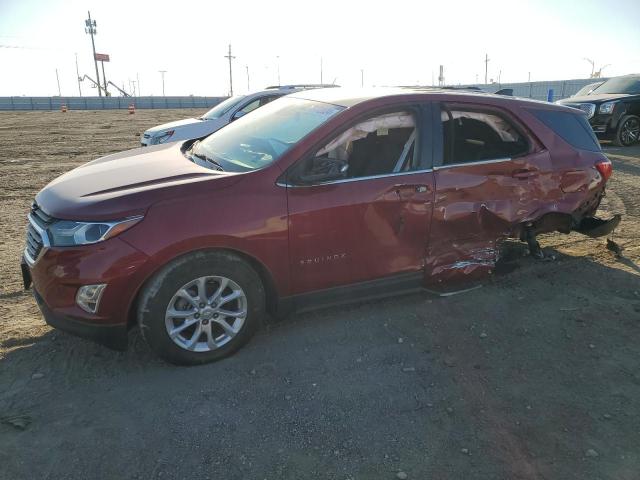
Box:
1, 245, 639, 480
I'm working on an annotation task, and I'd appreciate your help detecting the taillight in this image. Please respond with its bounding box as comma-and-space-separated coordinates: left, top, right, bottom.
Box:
595, 160, 612, 181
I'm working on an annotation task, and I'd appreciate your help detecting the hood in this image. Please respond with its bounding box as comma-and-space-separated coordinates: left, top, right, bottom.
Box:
560, 93, 633, 104
145, 117, 227, 136
36, 142, 242, 221
145, 118, 203, 133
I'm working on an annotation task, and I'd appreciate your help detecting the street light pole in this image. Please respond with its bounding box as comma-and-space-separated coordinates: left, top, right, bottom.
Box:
55, 68, 61, 96
75, 53, 82, 96
484, 53, 490, 85
158, 70, 167, 96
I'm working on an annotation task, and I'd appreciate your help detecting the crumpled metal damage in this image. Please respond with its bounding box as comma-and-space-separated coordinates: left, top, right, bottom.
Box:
424, 147, 610, 287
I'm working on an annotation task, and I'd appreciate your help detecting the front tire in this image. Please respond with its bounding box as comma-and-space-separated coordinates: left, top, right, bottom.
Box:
137, 251, 265, 365
613, 115, 640, 147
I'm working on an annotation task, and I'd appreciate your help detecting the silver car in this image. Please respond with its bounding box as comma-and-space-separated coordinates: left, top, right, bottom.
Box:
140, 84, 337, 146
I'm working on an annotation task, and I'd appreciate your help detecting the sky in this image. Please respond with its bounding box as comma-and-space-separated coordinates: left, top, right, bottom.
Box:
0, 0, 639, 97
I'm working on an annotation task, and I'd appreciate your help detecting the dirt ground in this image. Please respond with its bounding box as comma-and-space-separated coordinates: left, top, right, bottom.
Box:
0, 110, 639, 480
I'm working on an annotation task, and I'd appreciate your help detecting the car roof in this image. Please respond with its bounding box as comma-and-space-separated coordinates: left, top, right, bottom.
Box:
288, 86, 561, 109
247, 84, 340, 98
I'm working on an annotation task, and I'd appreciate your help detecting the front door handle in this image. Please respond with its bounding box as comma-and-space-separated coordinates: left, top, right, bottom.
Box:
415, 185, 428, 193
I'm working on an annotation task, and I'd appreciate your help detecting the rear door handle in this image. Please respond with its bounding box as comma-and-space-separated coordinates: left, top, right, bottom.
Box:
512, 169, 537, 179
395, 184, 429, 193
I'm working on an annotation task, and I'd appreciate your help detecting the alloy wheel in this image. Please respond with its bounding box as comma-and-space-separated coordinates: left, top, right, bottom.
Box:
165, 276, 247, 352
620, 117, 640, 146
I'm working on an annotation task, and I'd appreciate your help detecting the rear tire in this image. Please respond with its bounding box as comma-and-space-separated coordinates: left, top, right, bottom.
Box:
613, 115, 640, 147
137, 251, 265, 365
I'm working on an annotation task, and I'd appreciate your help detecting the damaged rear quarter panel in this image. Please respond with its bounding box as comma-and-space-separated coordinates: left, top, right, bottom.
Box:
424, 101, 607, 287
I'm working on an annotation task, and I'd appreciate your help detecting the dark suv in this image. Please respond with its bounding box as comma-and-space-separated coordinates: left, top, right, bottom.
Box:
22, 88, 618, 365
558, 74, 640, 146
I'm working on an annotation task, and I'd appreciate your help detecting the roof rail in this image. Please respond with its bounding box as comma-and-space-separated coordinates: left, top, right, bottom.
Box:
265, 84, 340, 90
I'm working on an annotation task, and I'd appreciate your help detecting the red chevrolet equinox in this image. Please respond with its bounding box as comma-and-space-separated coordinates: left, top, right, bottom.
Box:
22, 88, 618, 365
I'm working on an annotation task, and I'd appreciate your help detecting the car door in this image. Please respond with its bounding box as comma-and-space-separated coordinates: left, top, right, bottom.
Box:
426, 101, 551, 284
284, 104, 435, 295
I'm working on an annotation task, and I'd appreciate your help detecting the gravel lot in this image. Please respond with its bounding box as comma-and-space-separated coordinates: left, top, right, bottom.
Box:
1, 109, 639, 480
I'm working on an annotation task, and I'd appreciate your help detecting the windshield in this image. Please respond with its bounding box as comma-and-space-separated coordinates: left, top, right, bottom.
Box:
574, 83, 601, 96
592, 76, 640, 95
193, 97, 345, 172
201, 96, 247, 120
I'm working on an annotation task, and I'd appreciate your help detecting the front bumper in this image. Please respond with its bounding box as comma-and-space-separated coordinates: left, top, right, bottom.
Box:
589, 114, 614, 139
24, 237, 149, 350
574, 214, 621, 238
33, 288, 128, 350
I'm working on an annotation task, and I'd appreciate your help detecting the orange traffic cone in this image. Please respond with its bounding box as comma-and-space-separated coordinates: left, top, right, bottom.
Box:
128, 104, 135, 114
61, 105, 68, 113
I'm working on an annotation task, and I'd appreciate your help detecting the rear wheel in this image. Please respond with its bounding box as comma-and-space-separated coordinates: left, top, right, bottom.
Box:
137, 251, 265, 365
613, 115, 640, 147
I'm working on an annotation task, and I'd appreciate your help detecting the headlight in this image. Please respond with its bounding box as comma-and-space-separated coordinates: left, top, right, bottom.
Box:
599, 102, 616, 114
47, 216, 143, 246
152, 130, 175, 144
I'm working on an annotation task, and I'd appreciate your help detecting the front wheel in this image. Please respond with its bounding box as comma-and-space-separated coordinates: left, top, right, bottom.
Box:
613, 115, 640, 147
137, 251, 265, 365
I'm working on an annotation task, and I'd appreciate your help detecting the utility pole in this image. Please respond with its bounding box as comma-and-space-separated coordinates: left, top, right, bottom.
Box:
245, 65, 250, 91
132, 80, 137, 97
484, 53, 490, 85
158, 70, 167, 96
224, 44, 235, 96
85, 11, 102, 96
137, 72, 140, 96
498, 69, 502, 85
276, 56, 281, 86
320, 57, 323, 84
360, 69, 364, 87
75, 53, 82, 96
55, 68, 61, 96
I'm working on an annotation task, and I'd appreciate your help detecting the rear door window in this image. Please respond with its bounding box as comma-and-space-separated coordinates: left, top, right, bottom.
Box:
529, 109, 601, 152
441, 106, 529, 165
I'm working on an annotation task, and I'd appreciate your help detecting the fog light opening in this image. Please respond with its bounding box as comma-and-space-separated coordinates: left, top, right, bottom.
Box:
76, 284, 107, 314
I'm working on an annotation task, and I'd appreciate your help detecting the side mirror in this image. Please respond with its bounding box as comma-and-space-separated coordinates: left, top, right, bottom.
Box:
232, 110, 247, 121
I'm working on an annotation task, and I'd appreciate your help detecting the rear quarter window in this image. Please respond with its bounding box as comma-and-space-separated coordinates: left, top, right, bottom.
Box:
530, 109, 601, 152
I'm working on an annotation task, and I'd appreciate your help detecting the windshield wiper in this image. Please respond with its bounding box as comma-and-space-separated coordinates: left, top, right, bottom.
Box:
192, 152, 225, 171
187, 140, 225, 171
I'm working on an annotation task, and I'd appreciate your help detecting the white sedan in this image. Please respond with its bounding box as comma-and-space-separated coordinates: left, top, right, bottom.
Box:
140, 85, 336, 146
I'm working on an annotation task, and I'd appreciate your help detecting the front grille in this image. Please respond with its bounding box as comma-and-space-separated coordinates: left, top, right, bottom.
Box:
565, 102, 595, 119
143, 133, 151, 139
24, 202, 55, 265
